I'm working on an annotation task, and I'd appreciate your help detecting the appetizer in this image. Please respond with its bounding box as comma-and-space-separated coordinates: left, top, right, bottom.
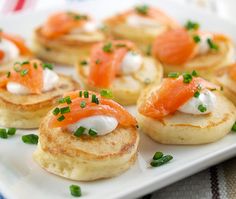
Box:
34, 90, 139, 181
32, 11, 105, 65
215, 63, 236, 105
152, 21, 234, 79
137, 72, 236, 144
103, 5, 178, 53
76, 40, 163, 105
0, 59, 79, 129
0, 31, 32, 66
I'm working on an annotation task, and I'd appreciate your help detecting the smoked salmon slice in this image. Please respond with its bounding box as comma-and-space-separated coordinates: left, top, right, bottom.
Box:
0, 32, 32, 56
228, 63, 236, 82
41, 12, 88, 39
139, 75, 219, 119
152, 28, 196, 65
0, 59, 43, 94
49, 90, 137, 128
88, 40, 135, 88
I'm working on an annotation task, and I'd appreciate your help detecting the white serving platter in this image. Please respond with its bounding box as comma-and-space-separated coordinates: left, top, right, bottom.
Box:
0, 0, 236, 199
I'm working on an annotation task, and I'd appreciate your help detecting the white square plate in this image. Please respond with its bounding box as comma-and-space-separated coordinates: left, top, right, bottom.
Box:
0, 0, 236, 199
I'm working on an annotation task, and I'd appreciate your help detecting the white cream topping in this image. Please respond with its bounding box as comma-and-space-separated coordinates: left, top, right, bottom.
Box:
120, 51, 143, 75
67, 115, 118, 136
197, 34, 212, 55
70, 21, 97, 34
0, 39, 19, 64
178, 89, 216, 115
6, 68, 59, 94
126, 14, 162, 28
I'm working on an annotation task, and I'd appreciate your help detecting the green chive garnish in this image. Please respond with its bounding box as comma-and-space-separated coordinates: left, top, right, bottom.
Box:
198, 104, 207, 112
22, 134, 38, 144
84, 91, 89, 98
58, 98, 65, 104
7, 128, 16, 136
146, 44, 152, 56
80, 101, 86, 108
33, 63, 38, 69
116, 43, 126, 48
150, 155, 173, 167
42, 63, 53, 70
79, 91, 83, 97
74, 14, 88, 20
69, 185, 82, 197
207, 38, 219, 50
74, 126, 86, 137
53, 107, 60, 115
20, 69, 29, 76
6, 71, 11, 78
135, 5, 149, 15
14, 66, 20, 72
100, 89, 113, 98
21, 61, 29, 65
153, 151, 164, 160
103, 42, 113, 53
231, 122, 236, 132
57, 115, 65, 122
194, 91, 200, 98
183, 73, 192, 83
60, 106, 70, 114
88, 128, 97, 136
168, 72, 180, 78
192, 70, 198, 77
91, 94, 97, 103
80, 60, 88, 65
193, 35, 201, 43
185, 20, 200, 30
65, 96, 72, 104
0, 129, 7, 139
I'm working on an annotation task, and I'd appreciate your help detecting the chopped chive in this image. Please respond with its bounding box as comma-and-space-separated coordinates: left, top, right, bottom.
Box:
53, 107, 60, 115
88, 128, 97, 136
183, 73, 192, 83
231, 122, 236, 132
21, 61, 29, 65
185, 20, 200, 30
65, 96, 72, 104
91, 94, 97, 103
84, 91, 89, 98
116, 43, 126, 48
0, 129, 7, 139
58, 98, 65, 104
33, 63, 38, 69
103, 42, 113, 53
95, 59, 101, 64
60, 106, 70, 114
22, 134, 38, 144
194, 91, 200, 98
100, 89, 113, 98
150, 155, 173, 167
198, 104, 207, 112
14, 66, 20, 72
74, 14, 88, 20
80, 101, 86, 108
79, 91, 83, 97
193, 35, 201, 43
20, 69, 29, 76
6, 71, 11, 78
42, 63, 53, 70
57, 115, 65, 122
14, 61, 21, 65
207, 38, 219, 50
135, 5, 149, 15
80, 60, 88, 65
7, 128, 16, 136
168, 72, 179, 78
74, 126, 86, 137
153, 151, 164, 160
146, 44, 152, 56
220, 86, 224, 91
192, 70, 198, 77
69, 185, 82, 197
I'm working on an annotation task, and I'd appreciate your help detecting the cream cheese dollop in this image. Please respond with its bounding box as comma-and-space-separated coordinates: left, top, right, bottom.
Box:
126, 14, 161, 28
197, 34, 212, 55
120, 51, 143, 75
67, 115, 118, 136
0, 39, 19, 64
178, 89, 216, 115
6, 68, 59, 94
